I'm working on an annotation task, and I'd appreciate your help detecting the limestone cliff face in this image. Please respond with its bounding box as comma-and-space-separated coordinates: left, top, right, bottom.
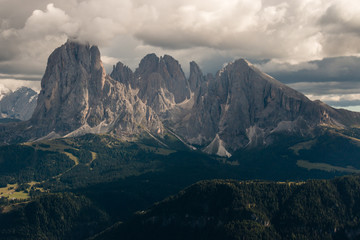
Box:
31, 40, 163, 139
105, 52, 360, 156
110, 62, 134, 87
132, 54, 191, 114
169, 59, 360, 155
2, 41, 360, 156
188, 61, 205, 92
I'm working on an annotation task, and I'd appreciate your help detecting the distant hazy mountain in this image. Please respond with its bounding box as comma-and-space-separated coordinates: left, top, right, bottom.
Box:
1, 40, 360, 155
0, 87, 37, 121
0, 84, 10, 100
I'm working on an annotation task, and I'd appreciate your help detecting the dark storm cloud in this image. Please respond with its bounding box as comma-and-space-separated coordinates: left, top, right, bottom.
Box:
325, 100, 360, 108
257, 57, 360, 108
266, 57, 360, 85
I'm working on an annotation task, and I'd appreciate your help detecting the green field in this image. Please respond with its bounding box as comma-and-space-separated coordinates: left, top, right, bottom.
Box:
297, 160, 360, 173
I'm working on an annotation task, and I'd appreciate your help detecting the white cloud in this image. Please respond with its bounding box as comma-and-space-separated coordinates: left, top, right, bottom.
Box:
256, 60, 319, 73
342, 106, 360, 112
23, 4, 78, 38
306, 93, 360, 102
0, 83, 11, 100
0, 79, 40, 93
1, 0, 360, 72
1, 0, 360, 110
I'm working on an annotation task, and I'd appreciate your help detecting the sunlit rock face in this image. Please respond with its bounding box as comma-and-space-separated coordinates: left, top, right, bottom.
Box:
167, 59, 360, 154
31, 40, 163, 139
2, 40, 360, 156
132, 53, 191, 114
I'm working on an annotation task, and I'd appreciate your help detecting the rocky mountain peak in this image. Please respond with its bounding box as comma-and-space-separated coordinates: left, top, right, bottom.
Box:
133, 53, 191, 114
31, 40, 98, 133
136, 53, 159, 76
159, 54, 190, 103
3, 42, 360, 157
30, 40, 163, 139
168, 56, 360, 154
110, 62, 134, 87
189, 61, 205, 92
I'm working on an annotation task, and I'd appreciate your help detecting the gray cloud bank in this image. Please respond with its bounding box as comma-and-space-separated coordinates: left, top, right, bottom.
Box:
258, 57, 360, 108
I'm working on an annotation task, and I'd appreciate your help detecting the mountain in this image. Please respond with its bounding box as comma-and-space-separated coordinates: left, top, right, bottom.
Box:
1, 40, 360, 156
163, 59, 360, 155
108, 51, 360, 156
0, 40, 164, 144
0, 87, 37, 121
94, 176, 360, 240
188, 61, 206, 92
128, 54, 191, 114
32, 40, 164, 139
2, 40, 360, 240
0, 192, 110, 240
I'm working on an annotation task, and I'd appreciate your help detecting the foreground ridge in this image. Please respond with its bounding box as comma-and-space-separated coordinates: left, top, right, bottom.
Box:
94, 176, 360, 240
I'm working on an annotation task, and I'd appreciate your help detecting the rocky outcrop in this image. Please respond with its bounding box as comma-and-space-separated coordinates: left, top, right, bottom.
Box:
28, 40, 163, 139
188, 61, 205, 92
2, 40, 360, 155
168, 59, 360, 153
110, 62, 134, 87
0, 87, 37, 121
132, 54, 191, 114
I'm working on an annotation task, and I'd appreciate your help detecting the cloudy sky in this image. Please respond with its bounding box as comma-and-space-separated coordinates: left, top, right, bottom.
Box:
1, 0, 360, 111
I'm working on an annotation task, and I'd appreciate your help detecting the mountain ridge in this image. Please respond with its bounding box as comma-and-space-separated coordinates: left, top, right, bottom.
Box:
1, 40, 360, 156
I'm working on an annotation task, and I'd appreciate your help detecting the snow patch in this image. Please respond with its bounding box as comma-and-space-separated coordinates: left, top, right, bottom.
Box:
204, 134, 231, 157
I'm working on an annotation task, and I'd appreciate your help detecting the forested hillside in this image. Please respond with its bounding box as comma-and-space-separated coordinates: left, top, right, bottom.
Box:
0, 193, 110, 240
95, 176, 360, 240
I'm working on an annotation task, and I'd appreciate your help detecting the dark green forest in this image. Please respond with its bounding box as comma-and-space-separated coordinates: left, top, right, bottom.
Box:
95, 176, 360, 240
0, 130, 360, 239
0, 193, 110, 240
